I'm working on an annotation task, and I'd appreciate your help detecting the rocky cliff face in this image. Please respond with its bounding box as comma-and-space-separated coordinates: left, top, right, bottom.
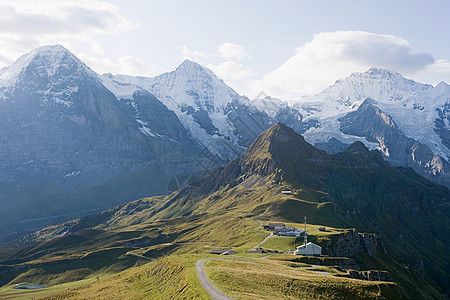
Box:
322, 230, 378, 257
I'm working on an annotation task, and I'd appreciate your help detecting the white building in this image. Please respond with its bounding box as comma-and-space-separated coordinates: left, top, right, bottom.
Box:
293, 242, 322, 256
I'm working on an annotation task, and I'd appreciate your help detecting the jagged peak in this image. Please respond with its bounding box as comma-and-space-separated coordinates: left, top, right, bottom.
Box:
250, 122, 304, 148
360, 97, 376, 105
243, 123, 328, 167
435, 81, 450, 91
0, 44, 97, 85
263, 122, 297, 137
229, 122, 330, 189
171, 59, 223, 84
363, 67, 398, 77
342, 68, 405, 82
333, 67, 430, 87
175, 59, 210, 74
31, 44, 71, 55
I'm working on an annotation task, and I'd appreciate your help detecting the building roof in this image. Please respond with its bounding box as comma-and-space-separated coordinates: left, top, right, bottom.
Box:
210, 249, 227, 254
268, 223, 285, 228
296, 242, 322, 250
210, 249, 237, 255
220, 250, 237, 255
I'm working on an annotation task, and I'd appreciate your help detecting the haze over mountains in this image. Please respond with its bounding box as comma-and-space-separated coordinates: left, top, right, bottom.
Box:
0, 44, 449, 239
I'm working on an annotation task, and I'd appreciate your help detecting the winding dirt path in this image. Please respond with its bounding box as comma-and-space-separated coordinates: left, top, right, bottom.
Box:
196, 257, 254, 300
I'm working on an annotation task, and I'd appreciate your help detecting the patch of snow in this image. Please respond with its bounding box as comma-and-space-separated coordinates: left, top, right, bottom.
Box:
139, 126, 156, 137
64, 171, 80, 177
100, 74, 141, 100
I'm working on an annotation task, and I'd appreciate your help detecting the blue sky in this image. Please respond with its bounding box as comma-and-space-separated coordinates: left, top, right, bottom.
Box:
1, 0, 449, 98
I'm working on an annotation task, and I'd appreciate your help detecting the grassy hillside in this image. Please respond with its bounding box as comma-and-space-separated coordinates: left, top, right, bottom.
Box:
1, 123, 449, 299
0, 254, 405, 300
205, 258, 404, 300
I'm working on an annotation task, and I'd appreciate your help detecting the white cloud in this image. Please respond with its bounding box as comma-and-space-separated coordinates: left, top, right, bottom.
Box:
78, 54, 154, 76
252, 31, 438, 99
179, 45, 207, 63
118, 56, 153, 76
413, 59, 450, 85
0, 0, 136, 68
218, 43, 250, 60
208, 61, 255, 80
90, 41, 105, 55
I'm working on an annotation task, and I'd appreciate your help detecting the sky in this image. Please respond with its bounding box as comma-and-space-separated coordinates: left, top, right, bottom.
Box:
0, 0, 449, 99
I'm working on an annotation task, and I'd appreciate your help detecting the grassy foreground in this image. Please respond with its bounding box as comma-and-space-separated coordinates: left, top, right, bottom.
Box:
205, 258, 404, 300
0, 255, 210, 300
0, 254, 403, 300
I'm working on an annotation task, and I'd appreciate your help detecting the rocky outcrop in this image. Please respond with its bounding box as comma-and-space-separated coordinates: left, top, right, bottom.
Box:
323, 229, 378, 257
346, 270, 393, 282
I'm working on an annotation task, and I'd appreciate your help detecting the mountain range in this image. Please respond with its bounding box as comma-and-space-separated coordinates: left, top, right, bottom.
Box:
0, 44, 449, 241
2, 123, 448, 299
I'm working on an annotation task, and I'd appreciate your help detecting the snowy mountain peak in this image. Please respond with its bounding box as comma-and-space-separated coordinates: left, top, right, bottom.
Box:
0, 44, 98, 87
171, 59, 223, 84
0, 44, 101, 106
435, 81, 450, 90
363, 67, 398, 78
311, 67, 433, 107
32, 44, 70, 55
176, 59, 207, 72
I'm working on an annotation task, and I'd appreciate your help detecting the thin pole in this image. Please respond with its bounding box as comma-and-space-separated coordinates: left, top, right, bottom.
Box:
304, 216, 307, 245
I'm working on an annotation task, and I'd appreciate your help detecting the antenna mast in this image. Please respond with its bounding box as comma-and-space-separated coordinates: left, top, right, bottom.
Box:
304, 216, 307, 245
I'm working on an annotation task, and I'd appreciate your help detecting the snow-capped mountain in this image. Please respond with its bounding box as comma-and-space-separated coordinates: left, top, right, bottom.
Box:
291, 68, 450, 187
0, 45, 203, 238
102, 59, 276, 159
0, 45, 99, 104
1, 44, 449, 240
104, 60, 450, 188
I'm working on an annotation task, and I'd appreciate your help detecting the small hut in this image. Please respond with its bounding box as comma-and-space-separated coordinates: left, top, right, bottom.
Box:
293, 242, 322, 256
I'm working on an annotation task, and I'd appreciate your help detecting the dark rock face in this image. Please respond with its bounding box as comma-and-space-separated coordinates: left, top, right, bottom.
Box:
346, 270, 393, 282
323, 230, 378, 257
192, 109, 219, 135
339, 98, 450, 188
